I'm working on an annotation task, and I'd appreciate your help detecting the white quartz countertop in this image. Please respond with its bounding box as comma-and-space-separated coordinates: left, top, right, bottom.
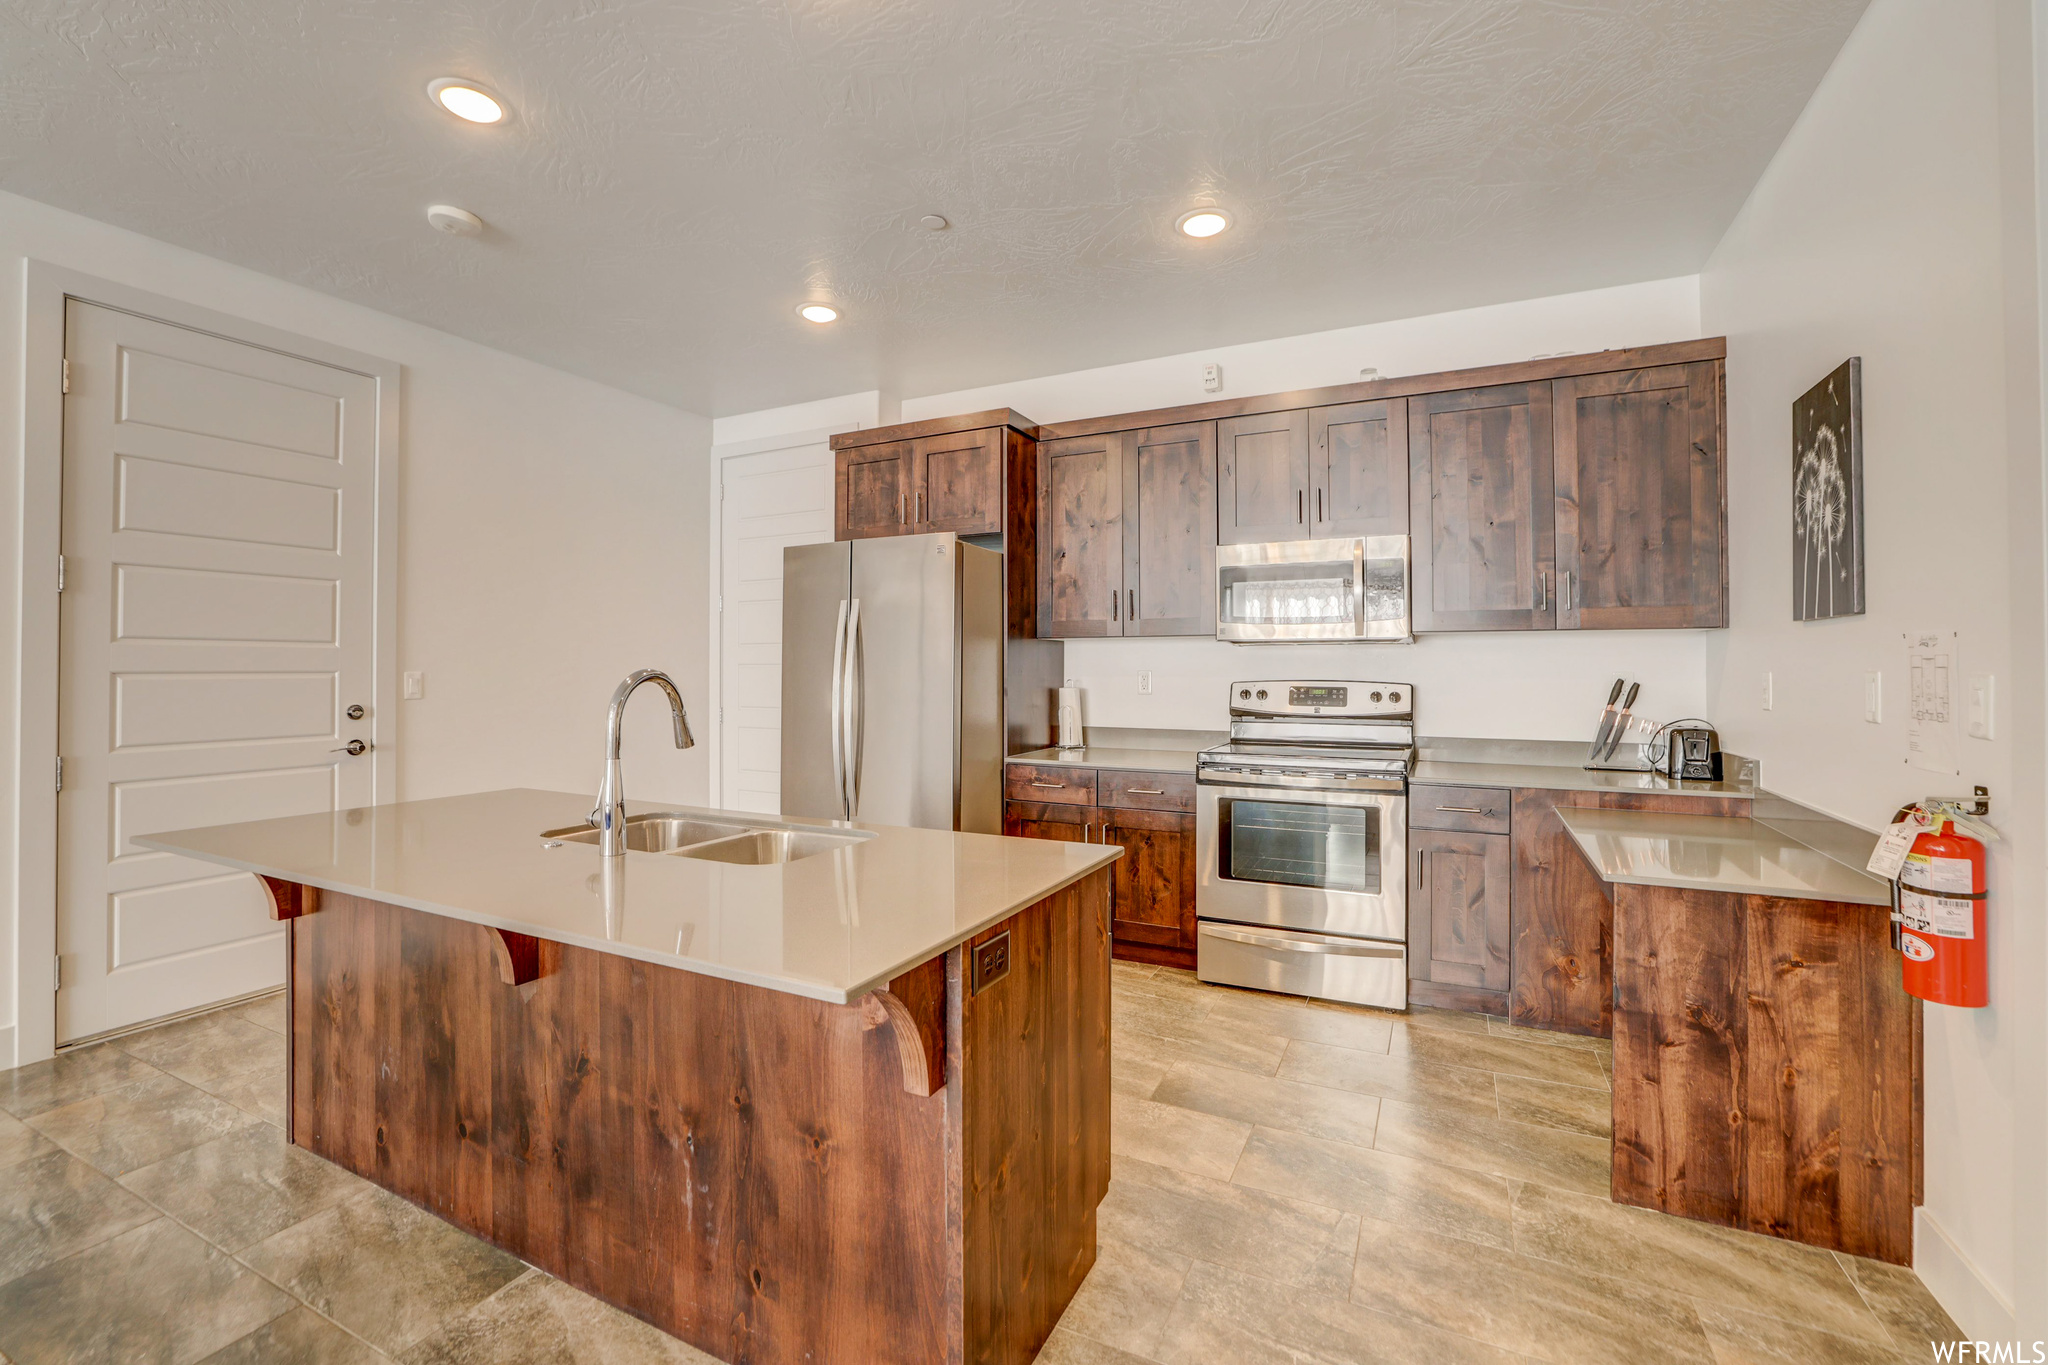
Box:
1411, 760, 1755, 798
1555, 809, 1890, 906
1007, 746, 1202, 774
138, 788, 1121, 1005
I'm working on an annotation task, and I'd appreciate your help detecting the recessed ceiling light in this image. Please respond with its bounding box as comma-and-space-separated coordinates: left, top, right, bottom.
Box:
1176, 208, 1231, 239
798, 303, 840, 324
427, 77, 507, 125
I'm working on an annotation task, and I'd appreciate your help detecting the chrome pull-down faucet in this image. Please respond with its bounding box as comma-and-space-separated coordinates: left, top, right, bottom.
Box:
592, 669, 694, 857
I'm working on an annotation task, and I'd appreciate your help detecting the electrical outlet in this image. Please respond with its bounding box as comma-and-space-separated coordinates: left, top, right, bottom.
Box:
1967, 674, 1996, 739
1761, 672, 1773, 711
1202, 362, 1223, 394
1137, 671, 1153, 694
403, 671, 425, 700
1864, 671, 1882, 724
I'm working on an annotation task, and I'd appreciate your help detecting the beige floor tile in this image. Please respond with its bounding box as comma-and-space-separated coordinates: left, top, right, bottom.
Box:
1834, 1252, 1963, 1353
0, 1217, 292, 1365
0, 1043, 165, 1119
1150, 1059, 1380, 1148
1232, 1125, 1517, 1250
1153, 1260, 1536, 1365
1034, 1328, 1157, 1365
0, 1108, 56, 1171
121, 1123, 366, 1253
1510, 1184, 1887, 1343
1110, 1029, 1175, 1099
1112, 990, 1211, 1039
398, 1270, 718, 1364
1097, 1155, 1352, 1288
1051, 1235, 1191, 1358
1691, 1299, 1922, 1364
230, 993, 289, 1037
1493, 1074, 1612, 1138
1348, 1214, 1714, 1364
1374, 1097, 1612, 1197
239, 1186, 527, 1356
1275, 1038, 1500, 1114
1400, 1005, 1496, 1036
197, 1306, 391, 1363
1297, 1210, 1362, 1298
1391, 1026, 1611, 1088
1109, 1093, 1249, 1179
1110, 960, 1160, 982
118, 1013, 287, 1095
1203, 990, 1397, 1054
1484, 1017, 1609, 1052
205, 1068, 289, 1128
0, 1148, 160, 1286
1113, 1013, 1291, 1078
25, 1070, 259, 1177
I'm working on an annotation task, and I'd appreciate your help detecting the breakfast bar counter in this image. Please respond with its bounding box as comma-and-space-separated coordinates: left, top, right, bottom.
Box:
143, 788, 1122, 1365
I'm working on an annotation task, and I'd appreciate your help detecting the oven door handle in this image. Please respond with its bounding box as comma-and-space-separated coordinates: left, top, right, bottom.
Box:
1199, 925, 1405, 958
1199, 772, 1406, 797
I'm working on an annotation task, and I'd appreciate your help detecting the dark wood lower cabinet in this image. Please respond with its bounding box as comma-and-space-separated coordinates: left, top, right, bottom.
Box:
1005, 769, 1198, 968
1610, 884, 1918, 1264
1409, 828, 1511, 1010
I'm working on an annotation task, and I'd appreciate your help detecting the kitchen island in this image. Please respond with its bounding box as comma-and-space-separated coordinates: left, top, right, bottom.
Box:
142, 788, 1121, 1365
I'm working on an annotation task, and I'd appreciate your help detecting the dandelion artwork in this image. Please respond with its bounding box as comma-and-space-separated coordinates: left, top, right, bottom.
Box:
1792, 358, 1864, 620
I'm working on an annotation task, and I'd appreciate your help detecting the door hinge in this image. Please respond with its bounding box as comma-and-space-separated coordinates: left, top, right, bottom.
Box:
55, 756, 63, 791
56, 554, 64, 592
61, 358, 70, 394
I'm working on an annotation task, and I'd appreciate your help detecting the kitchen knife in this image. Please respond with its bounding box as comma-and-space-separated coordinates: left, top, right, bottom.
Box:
1587, 678, 1626, 759
1601, 682, 1642, 762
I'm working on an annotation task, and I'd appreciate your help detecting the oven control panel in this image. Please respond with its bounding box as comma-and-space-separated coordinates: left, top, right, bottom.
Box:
1227, 680, 1412, 719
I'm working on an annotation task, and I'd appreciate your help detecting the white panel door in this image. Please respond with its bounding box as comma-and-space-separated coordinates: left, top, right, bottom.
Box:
718, 441, 833, 813
57, 300, 380, 1041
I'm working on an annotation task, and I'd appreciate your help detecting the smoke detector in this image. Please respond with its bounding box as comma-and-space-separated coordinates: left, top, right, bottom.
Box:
426, 205, 484, 237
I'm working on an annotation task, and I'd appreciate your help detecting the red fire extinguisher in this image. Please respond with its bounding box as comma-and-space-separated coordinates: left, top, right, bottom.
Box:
1894, 811, 1989, 1008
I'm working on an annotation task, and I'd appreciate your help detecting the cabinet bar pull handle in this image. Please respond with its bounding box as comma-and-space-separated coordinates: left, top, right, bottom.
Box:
1418, 852, 1427, 889
1436, 805, 1485, 813
1112, 590, 1119, 621
899, 493, 906, 524
1536, 571, 1548, 611
1029, 781, 1065, 788
1316, 488, 1323, 521
1084, 823, 1092, 841
1127, 588, 1135, 621
1297, 489, 1304, 523
1127, 787, 1164, 795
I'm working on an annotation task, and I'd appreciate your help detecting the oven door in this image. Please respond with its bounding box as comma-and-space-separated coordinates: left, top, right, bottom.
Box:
1196, 777, 1406, 941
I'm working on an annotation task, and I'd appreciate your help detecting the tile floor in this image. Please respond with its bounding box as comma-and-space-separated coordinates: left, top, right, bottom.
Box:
0, 965, 1958, 1363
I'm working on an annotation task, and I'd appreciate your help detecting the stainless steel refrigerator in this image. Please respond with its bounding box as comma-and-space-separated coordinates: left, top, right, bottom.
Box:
781, 534, 1006, 833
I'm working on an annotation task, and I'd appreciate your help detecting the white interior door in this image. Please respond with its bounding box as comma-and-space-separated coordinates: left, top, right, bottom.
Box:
718, 440, 833, 813
57, 300, 381, 1042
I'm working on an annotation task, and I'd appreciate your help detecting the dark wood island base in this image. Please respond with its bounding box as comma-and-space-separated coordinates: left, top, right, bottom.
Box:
266, 869, 1113, 1365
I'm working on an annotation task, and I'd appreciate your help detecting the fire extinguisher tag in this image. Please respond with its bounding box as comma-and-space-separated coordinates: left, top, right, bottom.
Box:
1867, 815, 1929, 879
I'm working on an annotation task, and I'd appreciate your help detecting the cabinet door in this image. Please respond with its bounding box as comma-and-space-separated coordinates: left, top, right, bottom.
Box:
1100, 807, 1197, 953
912, 428, 1003, 536
1122, 422, 1216, 636
837, 442, 912, 540
1003, 799, 1096, 843
1409, 829, 1512, 992
1311, 400, 1408, 538
1553, 362, 1725, 629
1038, 434, 1125, 637
1217, 410, 1311, 544
1408, 383, 1556, 631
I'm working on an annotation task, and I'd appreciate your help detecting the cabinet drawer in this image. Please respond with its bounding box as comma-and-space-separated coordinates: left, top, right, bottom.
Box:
1005, 764, 1097, 806
1410, 784, 1511, 834
1098, 770, 1195, 813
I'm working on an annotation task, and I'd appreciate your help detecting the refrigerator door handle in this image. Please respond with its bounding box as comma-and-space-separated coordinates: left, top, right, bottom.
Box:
829, 598, 850, 818
845, 597, 864, 816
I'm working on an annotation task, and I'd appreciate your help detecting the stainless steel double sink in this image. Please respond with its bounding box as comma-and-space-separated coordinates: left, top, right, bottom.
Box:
541, 813, 870, 865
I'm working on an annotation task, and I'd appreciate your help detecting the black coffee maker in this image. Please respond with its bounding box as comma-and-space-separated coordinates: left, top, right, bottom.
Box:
1658, 722, 1723, 781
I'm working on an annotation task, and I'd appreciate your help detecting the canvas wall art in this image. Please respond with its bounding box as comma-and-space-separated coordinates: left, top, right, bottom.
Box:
1792, 357, 1865, 621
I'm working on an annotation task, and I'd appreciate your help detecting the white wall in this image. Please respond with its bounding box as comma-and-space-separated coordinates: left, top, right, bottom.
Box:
0, 191, 712, 1057
901, 277, 1713, 739
1699, 0, 2046, 1335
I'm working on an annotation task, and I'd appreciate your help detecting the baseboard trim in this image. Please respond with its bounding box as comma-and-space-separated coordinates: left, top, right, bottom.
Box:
1915, 1206, 2018, 1340
0, 1024, 15, 1070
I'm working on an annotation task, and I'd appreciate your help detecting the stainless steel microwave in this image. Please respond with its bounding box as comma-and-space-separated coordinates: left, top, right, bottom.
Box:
1216, 536, 1411, 643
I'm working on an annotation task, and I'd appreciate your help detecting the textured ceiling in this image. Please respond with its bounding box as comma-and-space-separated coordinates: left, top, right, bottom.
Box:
0, 0, 1866, 416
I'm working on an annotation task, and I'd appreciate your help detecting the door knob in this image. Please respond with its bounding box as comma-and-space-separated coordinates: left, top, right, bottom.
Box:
345, 704, 365, 720
332, 739, 371, 757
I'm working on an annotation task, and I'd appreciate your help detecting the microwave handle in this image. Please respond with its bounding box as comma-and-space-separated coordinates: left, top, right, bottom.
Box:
1352, 539, 1366, 632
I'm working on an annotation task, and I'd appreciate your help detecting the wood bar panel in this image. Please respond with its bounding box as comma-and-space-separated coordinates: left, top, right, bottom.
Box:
1610, 884, 1916, 1263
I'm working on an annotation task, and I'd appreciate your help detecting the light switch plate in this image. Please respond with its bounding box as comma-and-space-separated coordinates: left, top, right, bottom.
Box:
1864, 671, 1882, 724
1967, 674, 1995, 739
403, 671, 425, 700
1761, 672, 1774, 711
1137, 671, 1153, 694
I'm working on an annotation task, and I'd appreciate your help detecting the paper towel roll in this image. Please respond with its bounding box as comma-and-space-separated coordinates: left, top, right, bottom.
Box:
1056, 687, 1083, 750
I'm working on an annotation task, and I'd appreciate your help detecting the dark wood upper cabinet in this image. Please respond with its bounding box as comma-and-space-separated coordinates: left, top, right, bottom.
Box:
1123, 422, 1217, 636
1408, 382, 1557, 631
837, 440, 914, 540
1311, 400, 1408, 538
1217, 410, 1310, 543
1553, 362, 1726, 629
1038, 434, 1124, 637
912, 429, 1003, 536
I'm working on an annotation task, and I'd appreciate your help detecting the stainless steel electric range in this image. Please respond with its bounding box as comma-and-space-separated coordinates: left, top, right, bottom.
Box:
1195, 680, 1413, 1010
